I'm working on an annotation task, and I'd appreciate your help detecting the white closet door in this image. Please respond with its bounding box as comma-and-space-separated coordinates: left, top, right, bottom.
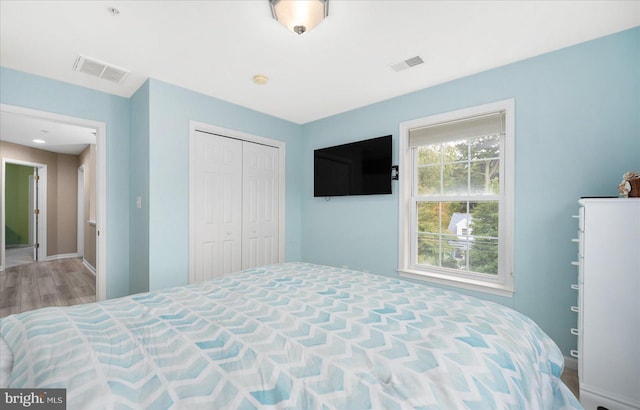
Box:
192, 131, 242, 281
242, 142, 279, 269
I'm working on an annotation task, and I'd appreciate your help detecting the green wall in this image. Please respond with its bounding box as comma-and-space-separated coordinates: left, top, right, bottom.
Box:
5, 163, 34, 246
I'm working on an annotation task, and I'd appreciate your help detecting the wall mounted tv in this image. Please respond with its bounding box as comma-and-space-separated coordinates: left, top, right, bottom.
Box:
314, 135, 392, 197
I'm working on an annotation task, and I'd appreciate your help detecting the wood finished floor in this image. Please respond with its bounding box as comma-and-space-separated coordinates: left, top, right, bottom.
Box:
561, 367, 579, 400
0, 257, 95, 318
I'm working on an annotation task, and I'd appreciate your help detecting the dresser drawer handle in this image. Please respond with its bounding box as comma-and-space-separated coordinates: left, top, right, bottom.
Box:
570, 306, 579, 313
571, 261, 580, 267
571, 238, 579, 243
570, 350, 579, 358
570, 328, 580, 336
571, 284, 579, 290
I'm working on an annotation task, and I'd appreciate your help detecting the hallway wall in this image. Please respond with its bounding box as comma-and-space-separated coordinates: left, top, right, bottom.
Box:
1, 141, 80, 259
79, 144, 97, 268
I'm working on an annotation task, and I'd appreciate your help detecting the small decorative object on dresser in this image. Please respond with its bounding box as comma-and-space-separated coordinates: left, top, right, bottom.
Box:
618, 171, 640, 197
572, 198, 640, 410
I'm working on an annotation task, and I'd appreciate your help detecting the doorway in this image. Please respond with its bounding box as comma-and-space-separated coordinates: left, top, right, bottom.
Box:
0, 104, 107, 301
3, 160, 47, 269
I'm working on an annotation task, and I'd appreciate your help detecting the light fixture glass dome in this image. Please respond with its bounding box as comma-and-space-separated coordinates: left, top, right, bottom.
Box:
270, 0, 328, 35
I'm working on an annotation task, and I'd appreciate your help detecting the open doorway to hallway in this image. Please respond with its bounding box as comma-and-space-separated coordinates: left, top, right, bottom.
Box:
1, 104, 107, 313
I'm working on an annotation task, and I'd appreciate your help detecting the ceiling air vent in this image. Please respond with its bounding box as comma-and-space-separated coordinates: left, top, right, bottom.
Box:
390, 55, 424, 72
73, 55, 129, 83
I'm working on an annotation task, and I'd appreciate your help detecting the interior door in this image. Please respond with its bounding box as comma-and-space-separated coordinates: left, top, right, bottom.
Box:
32, 167, 39, 261
192, 131, 242, 281
242, 141, 279, 269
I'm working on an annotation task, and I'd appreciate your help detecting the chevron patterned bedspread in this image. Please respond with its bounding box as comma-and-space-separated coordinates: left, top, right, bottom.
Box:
0, 262, 581, 409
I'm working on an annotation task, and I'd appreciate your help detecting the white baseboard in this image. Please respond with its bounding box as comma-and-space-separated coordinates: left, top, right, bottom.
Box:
44, 253, 79, 261
564, 356, 578, 370
83, 259, 96, 275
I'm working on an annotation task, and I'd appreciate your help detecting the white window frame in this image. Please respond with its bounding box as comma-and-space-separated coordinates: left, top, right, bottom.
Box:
398, 99, 515, 297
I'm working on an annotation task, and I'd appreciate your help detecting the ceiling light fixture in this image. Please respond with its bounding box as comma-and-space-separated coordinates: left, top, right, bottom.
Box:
269, 0, 328, 35
253, 74, 269, 85
33, 139, 46, 144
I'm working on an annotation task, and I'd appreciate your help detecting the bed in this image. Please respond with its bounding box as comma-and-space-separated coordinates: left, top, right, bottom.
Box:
0, 262, 581, 409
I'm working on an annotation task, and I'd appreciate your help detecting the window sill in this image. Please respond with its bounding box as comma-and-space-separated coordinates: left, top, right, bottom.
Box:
398, 268, 514, 298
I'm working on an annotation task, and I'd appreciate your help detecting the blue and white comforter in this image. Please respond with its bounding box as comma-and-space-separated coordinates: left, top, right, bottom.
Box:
1, 263, 581, 409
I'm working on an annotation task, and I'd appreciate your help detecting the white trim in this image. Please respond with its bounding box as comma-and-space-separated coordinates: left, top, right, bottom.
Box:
0, 104, 107, 301
188, 121, 286, 283
398, 99, 515, 296
28, 174, 35, 246
1, 158, 47, 271
83, 258, 96, 275
398, 268, 514, 297
77, 165, 85, 258
44, 253, 79, 261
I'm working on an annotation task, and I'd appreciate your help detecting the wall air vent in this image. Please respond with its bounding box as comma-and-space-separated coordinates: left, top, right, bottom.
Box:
390, 55, 424, 72
73, 54, 129, 83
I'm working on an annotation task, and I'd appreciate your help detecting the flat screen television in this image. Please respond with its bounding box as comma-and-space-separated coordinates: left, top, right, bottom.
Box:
314, 135, 392, 197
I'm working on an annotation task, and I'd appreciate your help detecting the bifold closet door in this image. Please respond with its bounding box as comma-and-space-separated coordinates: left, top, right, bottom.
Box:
192, 132, 242, 281
192, 131, 280, 282
242, 141, 279, 269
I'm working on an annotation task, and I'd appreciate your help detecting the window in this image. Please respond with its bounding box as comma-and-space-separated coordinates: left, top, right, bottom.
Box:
398, 100, 514, 296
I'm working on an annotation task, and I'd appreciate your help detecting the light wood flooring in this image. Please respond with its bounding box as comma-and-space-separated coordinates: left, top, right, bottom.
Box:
0, 257, 95, 318
561, 367, 580, 400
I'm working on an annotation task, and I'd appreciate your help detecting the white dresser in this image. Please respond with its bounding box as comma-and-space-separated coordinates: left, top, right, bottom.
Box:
572, 198, 640, 410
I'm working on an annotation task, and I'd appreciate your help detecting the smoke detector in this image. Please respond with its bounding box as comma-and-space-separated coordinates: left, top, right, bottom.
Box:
73, 54, 129, 83
390, 56, 424, 72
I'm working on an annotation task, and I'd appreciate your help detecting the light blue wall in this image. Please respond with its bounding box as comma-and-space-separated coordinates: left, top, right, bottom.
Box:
301, 27, 640, 356
146, 79, 303, 291
129, 80, 150, 294
0, 67, 132, 299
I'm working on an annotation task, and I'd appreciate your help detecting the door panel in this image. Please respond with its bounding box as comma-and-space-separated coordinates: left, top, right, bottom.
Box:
242, 142, 279, 269
193, 132, 242, 281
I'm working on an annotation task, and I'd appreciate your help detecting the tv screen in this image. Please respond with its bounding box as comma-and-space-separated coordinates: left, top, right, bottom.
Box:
314, 135, 392, 197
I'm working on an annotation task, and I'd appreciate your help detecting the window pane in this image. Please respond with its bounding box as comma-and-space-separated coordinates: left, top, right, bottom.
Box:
416, 202, 440, 233
416, 200, 501, 276
417, 233, 440, 266
417, 165, 440, 196
442, 201, 469, 235
442, 233, 469, 270
469, 201, 498, 237
442, 203, 471, 271
417, 201, 476, 271
470, 135, 499, 160
417, 144, 441, 165
468, 200, 499, 275
469, 237, 498, 275
442, 162, 468, 195
470, 159, 500, 195
443, 140, 468, 162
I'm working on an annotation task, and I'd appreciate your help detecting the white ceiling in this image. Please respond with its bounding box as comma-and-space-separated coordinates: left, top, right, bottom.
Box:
1, 1, 639, 126
0, 111, 96, 155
